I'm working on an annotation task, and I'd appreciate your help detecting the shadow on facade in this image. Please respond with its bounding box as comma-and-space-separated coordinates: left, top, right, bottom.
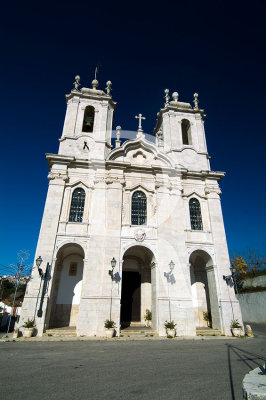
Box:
47, 243, 85, 329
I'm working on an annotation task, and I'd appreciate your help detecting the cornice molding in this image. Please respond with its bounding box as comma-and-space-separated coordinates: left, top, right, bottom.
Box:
181, 170, 225, 181
65, 90, 116, 109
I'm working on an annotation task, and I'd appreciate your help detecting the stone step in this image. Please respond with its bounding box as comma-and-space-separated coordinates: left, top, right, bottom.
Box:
44, 327, 77, 337
120, 333, 158, 337
196, 329, 222, 336
120, 327, 158, 337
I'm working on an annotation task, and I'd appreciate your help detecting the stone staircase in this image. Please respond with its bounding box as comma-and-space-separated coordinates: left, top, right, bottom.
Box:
120, 324, 158, 338
196, 327, 222, 336
44, 326, 76, 337
43, 326, 221, 338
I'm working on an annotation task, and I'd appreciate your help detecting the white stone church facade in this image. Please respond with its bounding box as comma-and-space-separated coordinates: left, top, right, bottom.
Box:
20, 76, 243, 337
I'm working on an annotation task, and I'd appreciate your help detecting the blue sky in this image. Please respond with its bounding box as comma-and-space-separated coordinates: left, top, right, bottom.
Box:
0, 0, 265, 269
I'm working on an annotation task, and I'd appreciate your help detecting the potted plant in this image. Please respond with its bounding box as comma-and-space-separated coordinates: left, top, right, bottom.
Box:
144, 309, 152, 327
104, 319, 116, 338
164, 320, 176, 337
203, 311, 212, 328
22, 319, 35, 338
231, 319, 244, 337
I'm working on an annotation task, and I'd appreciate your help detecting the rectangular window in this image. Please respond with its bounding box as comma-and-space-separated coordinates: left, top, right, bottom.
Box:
69, 262, 78, 276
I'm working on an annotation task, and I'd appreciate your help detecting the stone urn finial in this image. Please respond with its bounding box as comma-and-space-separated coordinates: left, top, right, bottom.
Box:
116, 126, 121, 140
115, 126, 122, 148
193, 93, 199, 110
73, 75, 81, 91
106, 80, 112, 95
164, 89, 170, 106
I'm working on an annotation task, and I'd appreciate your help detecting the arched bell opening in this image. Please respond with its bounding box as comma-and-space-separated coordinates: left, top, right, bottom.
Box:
48, 243, 85, 329
121, 245, 156, 329
189, 250, 220, 330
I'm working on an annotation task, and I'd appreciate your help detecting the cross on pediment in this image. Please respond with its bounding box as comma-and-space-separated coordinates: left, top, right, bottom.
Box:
135, 114, 146, 132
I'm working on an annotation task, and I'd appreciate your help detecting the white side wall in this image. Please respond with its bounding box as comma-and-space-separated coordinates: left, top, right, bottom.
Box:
237, 292, 266, 323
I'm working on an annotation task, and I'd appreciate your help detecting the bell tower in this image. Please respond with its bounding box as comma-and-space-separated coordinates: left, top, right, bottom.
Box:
153, 90, 210, 171
58, 76, 116, 160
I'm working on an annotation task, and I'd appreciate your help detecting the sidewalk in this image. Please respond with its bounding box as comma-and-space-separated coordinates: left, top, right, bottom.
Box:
0, 332, 240, 342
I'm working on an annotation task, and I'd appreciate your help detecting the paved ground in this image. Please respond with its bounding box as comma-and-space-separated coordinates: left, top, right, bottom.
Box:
0, 323, 265, 400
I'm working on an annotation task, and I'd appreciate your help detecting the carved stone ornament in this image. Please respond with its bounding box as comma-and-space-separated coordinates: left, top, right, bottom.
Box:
205, 186, 222, 196
134, 229, 146, 242
48, 172, 68, 182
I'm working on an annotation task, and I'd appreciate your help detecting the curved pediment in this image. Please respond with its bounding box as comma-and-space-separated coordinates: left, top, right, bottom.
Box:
107, 138, 174, 168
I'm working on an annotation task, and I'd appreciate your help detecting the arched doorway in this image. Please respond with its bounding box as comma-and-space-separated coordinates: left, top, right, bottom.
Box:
48, 243, 84, 328
189, 250, 220, 330
121, 245, 156, 328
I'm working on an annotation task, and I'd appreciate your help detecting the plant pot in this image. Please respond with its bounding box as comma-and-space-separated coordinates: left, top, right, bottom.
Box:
105, 328, 115, 338
231, 328, 244, 337
23, 328, 34, 338
145, 320, 151, 328
167, 329, 175, 337
13, 329, 19, 339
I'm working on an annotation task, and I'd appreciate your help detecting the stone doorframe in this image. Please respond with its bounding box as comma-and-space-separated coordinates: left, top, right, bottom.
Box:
120, 243, 157, 329
45, 242, 85, 330
189, 249, 221, 331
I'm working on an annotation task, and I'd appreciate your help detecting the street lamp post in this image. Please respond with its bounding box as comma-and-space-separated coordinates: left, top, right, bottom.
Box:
223, 264, 238, 320
34, 256, 43, 320
230, 265, 238, 294
34, 256, 52, 319
108, 257, 116, 321
164, 260, 175, 322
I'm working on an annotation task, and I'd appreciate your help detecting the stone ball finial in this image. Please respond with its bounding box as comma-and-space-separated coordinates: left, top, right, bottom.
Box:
92, 79, 99, 90
172, 92, 179, 102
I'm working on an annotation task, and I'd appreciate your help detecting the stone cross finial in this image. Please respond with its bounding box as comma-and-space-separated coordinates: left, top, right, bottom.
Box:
172, 92, 179, 102
135, 114, 146, 138
115, 126, 121, 148
73, 75, 81, 91
164, 89, 170, 106
135, 114, 146, 135
193, 93, 199, 110
106, 81, 112, 95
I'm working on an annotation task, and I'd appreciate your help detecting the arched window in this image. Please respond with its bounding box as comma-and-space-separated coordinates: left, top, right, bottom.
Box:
131, 191, 147, 225
82, 106, 95, 133
181, 119, 192, 145
189, 198, 203, 230
69, 188, 85, 222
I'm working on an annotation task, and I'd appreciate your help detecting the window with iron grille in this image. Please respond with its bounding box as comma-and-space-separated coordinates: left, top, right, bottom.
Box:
131, 191, 147, 225
69, 188, 85, 222
189, 198, 203, 230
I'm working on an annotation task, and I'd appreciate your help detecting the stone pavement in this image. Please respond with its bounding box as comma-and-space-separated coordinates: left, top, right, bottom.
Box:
0, 332, 266, 400
1, 323, 265, 400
